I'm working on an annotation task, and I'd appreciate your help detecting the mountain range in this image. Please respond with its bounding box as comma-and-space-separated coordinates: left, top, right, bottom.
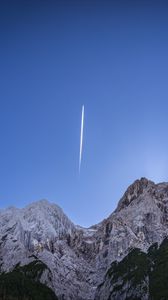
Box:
1, 177, 168, 299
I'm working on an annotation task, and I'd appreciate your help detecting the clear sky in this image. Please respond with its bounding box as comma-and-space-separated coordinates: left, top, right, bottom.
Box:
1, 0, 168, 227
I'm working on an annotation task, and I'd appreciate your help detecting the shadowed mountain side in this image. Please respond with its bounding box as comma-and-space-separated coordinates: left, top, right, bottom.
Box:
0, 260, 58, 300
95, 238, 168, 300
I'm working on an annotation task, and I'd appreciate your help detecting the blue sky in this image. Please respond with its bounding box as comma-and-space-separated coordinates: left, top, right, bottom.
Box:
1, 0, 168, 226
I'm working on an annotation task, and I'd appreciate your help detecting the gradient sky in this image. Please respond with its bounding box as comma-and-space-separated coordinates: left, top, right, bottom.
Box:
1, 0, 168, 227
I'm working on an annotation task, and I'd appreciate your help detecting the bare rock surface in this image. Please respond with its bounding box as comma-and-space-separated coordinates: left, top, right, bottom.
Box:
1, 178, 168, 299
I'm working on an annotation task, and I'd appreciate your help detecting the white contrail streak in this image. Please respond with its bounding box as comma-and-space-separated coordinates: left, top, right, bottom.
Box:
79, 105, 84, 173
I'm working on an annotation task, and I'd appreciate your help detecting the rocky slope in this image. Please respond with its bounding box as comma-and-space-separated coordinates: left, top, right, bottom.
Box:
95, 237, 168, 300
1, 178, 168, 299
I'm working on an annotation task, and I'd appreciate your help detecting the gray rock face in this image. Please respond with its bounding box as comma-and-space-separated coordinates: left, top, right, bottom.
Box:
95, 237, 168, 300
1, 178, 168, 299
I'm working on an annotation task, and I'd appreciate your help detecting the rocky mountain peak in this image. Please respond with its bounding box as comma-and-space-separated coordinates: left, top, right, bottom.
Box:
1, 177, 168, 300
116, 177, 155, 212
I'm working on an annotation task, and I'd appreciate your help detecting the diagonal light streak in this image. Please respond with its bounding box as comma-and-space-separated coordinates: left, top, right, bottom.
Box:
79, 105, 84, 173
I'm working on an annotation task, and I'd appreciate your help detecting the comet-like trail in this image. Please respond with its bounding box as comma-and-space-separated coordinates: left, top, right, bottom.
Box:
79, 105, 84, 173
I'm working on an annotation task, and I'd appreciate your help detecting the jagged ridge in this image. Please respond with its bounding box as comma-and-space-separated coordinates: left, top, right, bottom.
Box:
1, 178, 168, 299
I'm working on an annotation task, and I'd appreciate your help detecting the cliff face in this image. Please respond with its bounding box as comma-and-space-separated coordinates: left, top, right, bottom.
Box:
95, 238, 168, 300
94, 177, 168, 271
0, 200, 96, 300
1, 178, 168, 299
